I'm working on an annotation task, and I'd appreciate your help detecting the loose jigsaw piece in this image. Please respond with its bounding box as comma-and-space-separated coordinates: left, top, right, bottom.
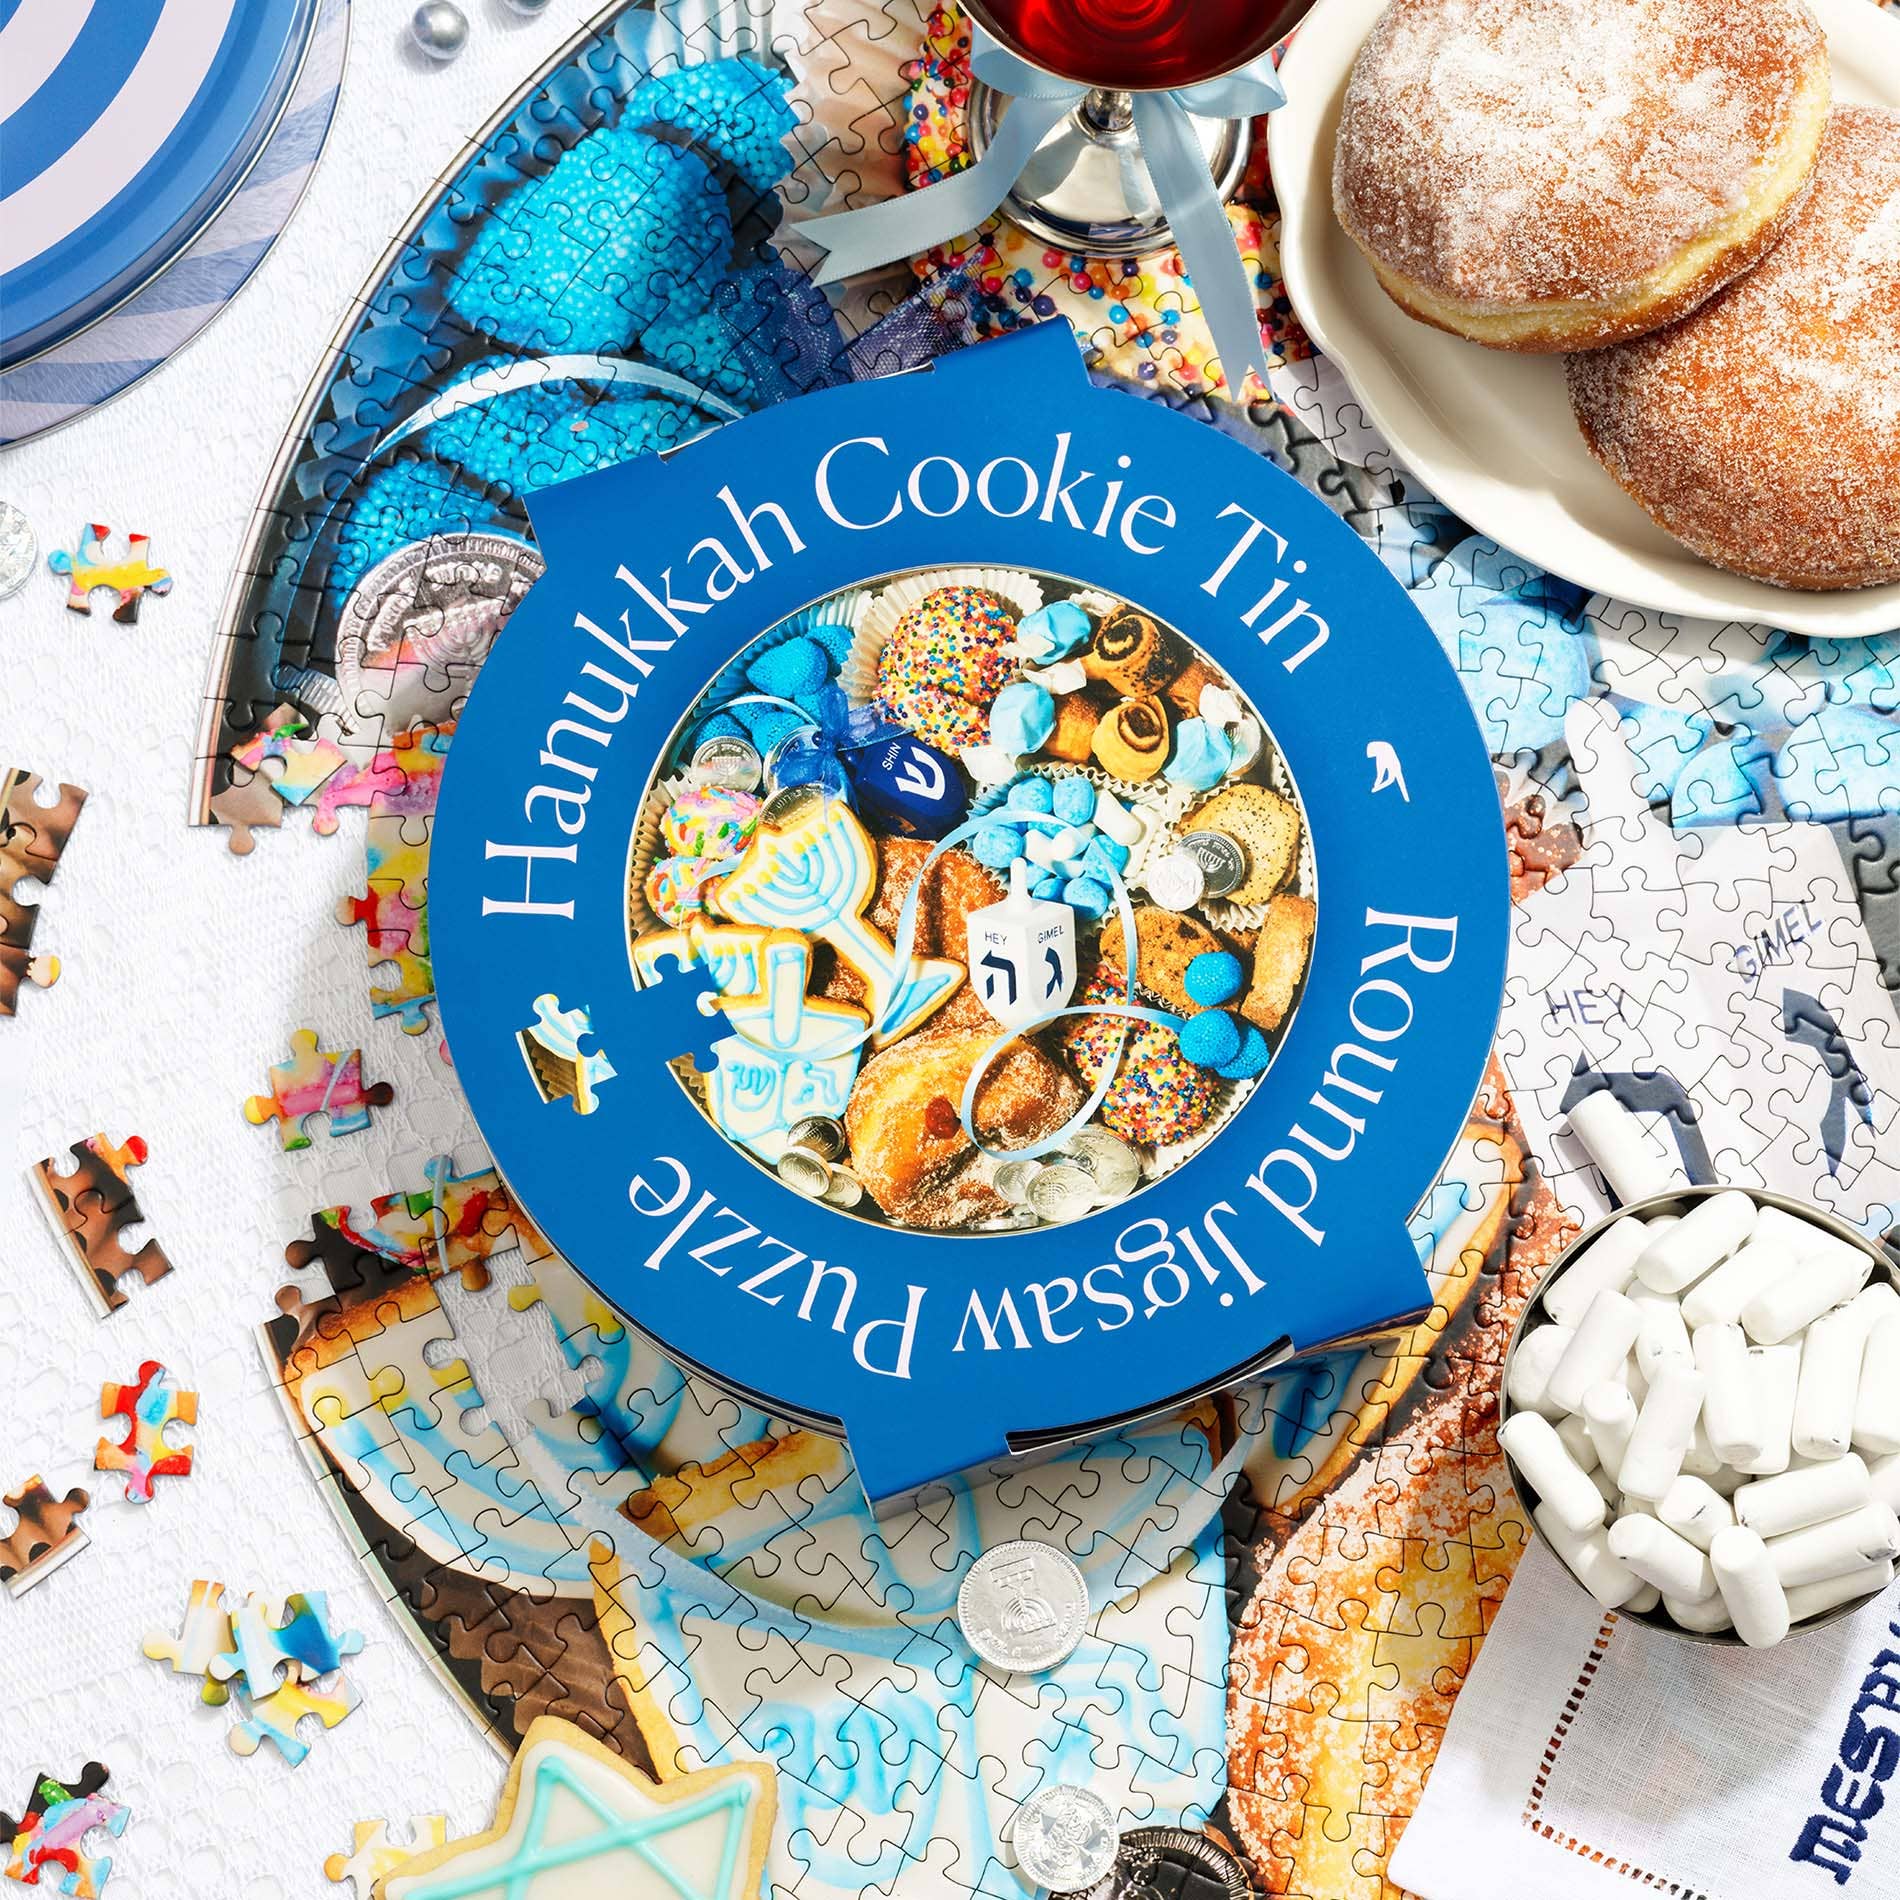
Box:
142, 1578, 367, 1766
322, 1815, 450, 1900
516, 994, 617, 1113
31, 1134, 173, 1318
46, 524, 172, 621
1, 767, 87, 1016
141, 1579, 238, 1705
0, 1761, 128, 1898
94, 1361, 196, 1503
0, 1477, 90, 1599
243, 1029, 395, 1149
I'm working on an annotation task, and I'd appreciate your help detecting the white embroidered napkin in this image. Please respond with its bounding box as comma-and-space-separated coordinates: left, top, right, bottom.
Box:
1391, 1542, 1900, 1899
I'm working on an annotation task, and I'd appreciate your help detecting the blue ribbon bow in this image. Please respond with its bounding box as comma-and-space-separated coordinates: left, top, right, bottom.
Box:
799, 26, 1286, 393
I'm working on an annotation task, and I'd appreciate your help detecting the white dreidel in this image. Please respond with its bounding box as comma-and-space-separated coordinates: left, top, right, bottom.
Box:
1734, 1455, 1871, 1540
1635, 1190, 1756, 1295
1619, 1362, 1706, 1502
1547, 1290, 1644, 1416
965, 858, 1078, 1031
1563, 1092, 1689, 1205
1534, 1503, 1642, 1608
1767, 1503, 1900, 1589
1709, 1527, 1791, 1648
1695, 1322, 1764, 1469
1500, 1413, 1605, 1534
1855, 1311, 1900, 1456
1545, 1218, 1649, 1328
1607, 1514, 1716, 1601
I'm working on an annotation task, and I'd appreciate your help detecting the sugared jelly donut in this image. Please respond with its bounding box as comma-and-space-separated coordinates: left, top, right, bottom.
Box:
877, 585, 1017, 752
1061, 972, 1217, 1147
1333, 0, 1829, 351
1568, 106, 1900, 592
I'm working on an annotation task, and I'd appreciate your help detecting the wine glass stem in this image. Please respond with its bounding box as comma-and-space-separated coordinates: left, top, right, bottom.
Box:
1082, 88, 1136, 134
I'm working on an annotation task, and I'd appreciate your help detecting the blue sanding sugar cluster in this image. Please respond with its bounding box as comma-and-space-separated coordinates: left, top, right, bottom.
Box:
1177, 951, 1270, 1081
690, 625, 856, 757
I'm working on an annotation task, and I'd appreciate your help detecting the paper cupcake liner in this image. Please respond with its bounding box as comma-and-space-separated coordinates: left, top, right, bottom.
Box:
839, 564, 1045, 714
626, 768, 699, 942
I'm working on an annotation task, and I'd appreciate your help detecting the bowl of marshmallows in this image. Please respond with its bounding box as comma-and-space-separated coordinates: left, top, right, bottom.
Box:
1500, 1110, 1900, 1647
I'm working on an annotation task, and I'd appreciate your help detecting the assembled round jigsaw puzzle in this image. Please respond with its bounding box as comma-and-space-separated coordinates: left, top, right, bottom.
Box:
4, 0, 1900, 1898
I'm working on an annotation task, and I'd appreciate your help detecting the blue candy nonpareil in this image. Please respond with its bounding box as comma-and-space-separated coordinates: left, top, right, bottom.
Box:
973, 823, 1024, 868
1216, 1023, 1272, 1081
1062, 875, 1113, 920
1052, 776, 1097, 824
1005, 775, 1055, 814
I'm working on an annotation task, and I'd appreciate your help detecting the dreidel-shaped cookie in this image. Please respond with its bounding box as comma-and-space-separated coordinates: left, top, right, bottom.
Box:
712, 792, 962, 1046
966, 858, 1078, 1032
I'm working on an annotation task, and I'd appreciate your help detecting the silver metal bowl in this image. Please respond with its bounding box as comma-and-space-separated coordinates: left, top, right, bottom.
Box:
1499, 1183, 1900, 1644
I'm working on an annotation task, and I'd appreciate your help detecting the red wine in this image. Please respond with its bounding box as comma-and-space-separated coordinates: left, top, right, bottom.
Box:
968, 0, 1286, 91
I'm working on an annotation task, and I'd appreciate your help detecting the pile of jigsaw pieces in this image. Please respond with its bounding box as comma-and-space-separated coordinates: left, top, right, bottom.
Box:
143, 1580, 367, 1767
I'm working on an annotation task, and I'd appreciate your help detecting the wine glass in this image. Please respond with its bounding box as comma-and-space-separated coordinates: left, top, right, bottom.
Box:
960, 0, 1312, 257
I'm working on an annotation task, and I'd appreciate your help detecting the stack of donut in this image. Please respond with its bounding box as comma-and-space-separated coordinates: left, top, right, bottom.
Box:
1333, 0, 1898, 592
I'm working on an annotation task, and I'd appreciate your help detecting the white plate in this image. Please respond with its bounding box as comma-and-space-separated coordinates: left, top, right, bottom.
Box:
1268, 0, 1900, 637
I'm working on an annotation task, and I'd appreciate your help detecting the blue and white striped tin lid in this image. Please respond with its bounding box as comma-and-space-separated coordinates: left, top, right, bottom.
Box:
0, 0, 321, 369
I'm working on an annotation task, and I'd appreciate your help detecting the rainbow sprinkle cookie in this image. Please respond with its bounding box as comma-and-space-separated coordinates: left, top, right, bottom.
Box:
877, 585, 1017, 753
1061, 971, 1217, 1146
660, 785, 758, 859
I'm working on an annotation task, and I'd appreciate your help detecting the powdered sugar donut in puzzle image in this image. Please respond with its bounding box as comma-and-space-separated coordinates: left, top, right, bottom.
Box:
622, 562, 1320, 1236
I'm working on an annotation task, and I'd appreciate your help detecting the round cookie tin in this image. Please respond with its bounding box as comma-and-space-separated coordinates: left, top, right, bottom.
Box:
431, 320, 1509, 1505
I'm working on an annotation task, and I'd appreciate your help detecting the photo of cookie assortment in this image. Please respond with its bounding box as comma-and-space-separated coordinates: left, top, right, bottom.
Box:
1333, 0, 1898, 590
625, 566, 1316, 1234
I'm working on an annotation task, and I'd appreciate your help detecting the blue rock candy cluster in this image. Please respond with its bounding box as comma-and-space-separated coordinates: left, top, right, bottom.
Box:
969, 774, 1130, 921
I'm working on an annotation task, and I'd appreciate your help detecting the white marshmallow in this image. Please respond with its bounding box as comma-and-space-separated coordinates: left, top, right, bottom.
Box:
1742, 1238, 1872, 1346
1734, 1455, 1871, 1541
1505, 1323, 1574, 1421
1534, 1502, 1643, 1608
1695, 1322, 1764, 1468
1767, 1503, 1900, 1588
1624, 1351, 1649, 1410
1582, 1382, 1638, 1488
1636, 1190, 1756, 1295
1710, 1526, 1791, 1648
1623, 1582, 1662, 1615
1681, 1416, 1724, 1480
1632, 1287, 1694, 1379
1619, 1362, 1705, 1502
1682, 1234, 1800, 1331
1590, 1463, 1621, 1506
1608, 1513, 1716, 1600
1869, 1450, 1900, 1513
1663, 1590, 1734, 1633
1734, 1342, 1800, 1477
1564, 1092, 1689, 1205
1547, 1290, 1644, 1415
1659, 1475, 1734, 1551
1556, 1411, 1600, 1476
1090, 789, 1144, 848
1856, 1311, 1900, 1456
1501, 1412, 1606, 1534
1794, 1299, 1884, 1460
1545, 1218, 1650, 1329
1785, 1558, 1895, 1626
